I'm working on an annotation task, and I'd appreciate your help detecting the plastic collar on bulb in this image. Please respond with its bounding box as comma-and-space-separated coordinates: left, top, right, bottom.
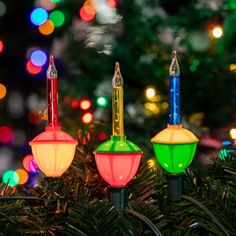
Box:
94, 135, 142, 154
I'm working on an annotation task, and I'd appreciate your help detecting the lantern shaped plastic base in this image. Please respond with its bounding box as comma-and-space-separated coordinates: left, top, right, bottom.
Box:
151, 125, 199, 174
111, 187, 126, 215
167, 174, 183, 202
95, 152, 141, 187
29, 128, 78, 177
94, 136, 142, 187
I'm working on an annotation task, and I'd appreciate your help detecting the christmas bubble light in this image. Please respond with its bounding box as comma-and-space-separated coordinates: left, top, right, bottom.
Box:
0, 126, 13, 144
151, 51, 199, 202
3, 170, 19, 186
80, 99, 92, 110
26, 60, 42, 75
15, 169, 28, 185
97, 96, 108, 107
94, 63, 142, 214
29, 55, 78, 177
30, 8, 48, 26
38, 20, 55, 35
30, 50, 47, 67
212, 26, 223, 38
82, 112, 93, 124
0, 83, 6, 99
49, 10, 65, 27
0, 39, 4, 53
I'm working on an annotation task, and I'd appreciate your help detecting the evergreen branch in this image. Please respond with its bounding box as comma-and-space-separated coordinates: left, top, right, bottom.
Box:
181, 195, 231, 236
125, 209, 163, 236
0, 196, 42, 201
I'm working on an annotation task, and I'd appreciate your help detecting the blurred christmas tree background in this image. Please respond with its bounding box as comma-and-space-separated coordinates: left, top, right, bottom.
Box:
1, 0, 236, 173
0, 0, 236, 235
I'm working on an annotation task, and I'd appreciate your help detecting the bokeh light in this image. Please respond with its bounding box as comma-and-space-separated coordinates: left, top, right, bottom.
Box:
71, 99, 80, 109
28, 111, 42, 124
146, 87, 156, 99
84, 1, 96, 15
23, 155, 34, 172
229, 64, 236, 72
26, 60, 42, 74
82, 112, 93, 124
15, 169, 28, 185
30, 8, 48, 26
147, 159, 155, 168
97, 96, 108, 107
0, 39, 4, 53
0, 83, 6, 99
49, 10, 65, 27
38, 20, 55, 35
230, 128, 236, 139
212, 26, 223, 38
38, 0, 56, 11
80, 99, 92, 110
29, 159, 39, 173
98, 132, 107, 141
50, 0, 61, 2
0, 126, 13, 144
30, 50, 47, 66
0, 1, 6, 17
145, 102, 160, 114
80, 6, 96, 21
107, 0, 117, 8
3, 170, 19, 186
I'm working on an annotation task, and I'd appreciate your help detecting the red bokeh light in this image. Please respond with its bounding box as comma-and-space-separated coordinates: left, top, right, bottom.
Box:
79, 6, 96, 21
95, 153, 141, 187
28, 112, 42, 124
23, 155, 34, 172
0, 40, 4, 53
98, 132, 107, 141
71, 99, 80, 109
107, 0, 116, 8
26, 60, 42, 75
0, 126, 13, 144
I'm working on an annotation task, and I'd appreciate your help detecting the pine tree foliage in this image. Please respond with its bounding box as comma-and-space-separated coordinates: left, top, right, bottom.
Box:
0, 144, 235, 235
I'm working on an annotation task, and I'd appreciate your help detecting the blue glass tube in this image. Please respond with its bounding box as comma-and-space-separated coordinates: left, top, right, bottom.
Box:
169, 75, 180, 125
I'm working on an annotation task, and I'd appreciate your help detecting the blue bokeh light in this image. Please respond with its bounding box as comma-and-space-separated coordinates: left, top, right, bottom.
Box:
30, 50, 47, 67
30, 8, 48, 26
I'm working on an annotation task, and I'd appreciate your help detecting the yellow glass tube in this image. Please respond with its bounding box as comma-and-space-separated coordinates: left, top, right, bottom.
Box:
112, 62, 124, 136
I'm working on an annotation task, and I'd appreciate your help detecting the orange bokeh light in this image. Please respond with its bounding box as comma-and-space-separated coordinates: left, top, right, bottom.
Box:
82, 112, 93, 124
23, 155, 34, 172
39, 20, 55, 35
0, 83, 7, 99
80, 99, 92, 110
15, 169, 28, 185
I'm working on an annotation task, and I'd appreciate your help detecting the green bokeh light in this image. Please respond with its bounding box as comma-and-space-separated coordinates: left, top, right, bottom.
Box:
152, 142, 198, 174
49, 11, 65, 27
3, 170, 19, 186
97, 96, 108, 107
50, 0, 61, 3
